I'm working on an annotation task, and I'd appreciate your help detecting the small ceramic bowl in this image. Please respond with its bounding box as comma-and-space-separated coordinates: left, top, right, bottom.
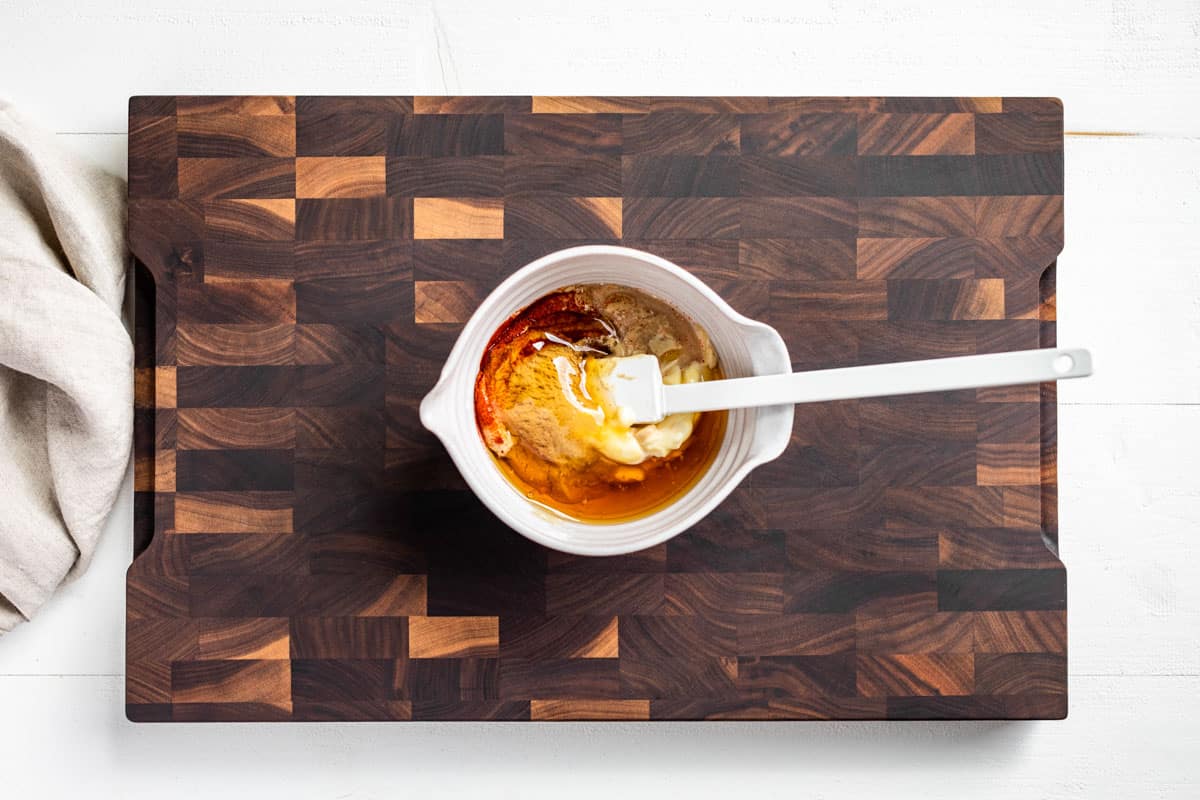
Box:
419, 245, 793, 556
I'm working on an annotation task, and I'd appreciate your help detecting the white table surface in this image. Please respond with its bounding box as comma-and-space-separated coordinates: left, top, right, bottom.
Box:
1, 1, 1198, 797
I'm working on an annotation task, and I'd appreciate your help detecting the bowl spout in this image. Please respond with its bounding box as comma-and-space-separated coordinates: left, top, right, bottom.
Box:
419, 378, 452, 439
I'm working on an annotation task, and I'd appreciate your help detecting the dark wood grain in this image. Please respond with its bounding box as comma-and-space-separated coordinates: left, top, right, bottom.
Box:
128, 95, 1065, 722
503, 156, 622, 197
297, 112, 390, 157
504, 114, 622, 155
388, 114, 504, 157
386, 157, 504, 197
624, 155, 739, 197
741, 113, 856, 156
622, 113, 739, 155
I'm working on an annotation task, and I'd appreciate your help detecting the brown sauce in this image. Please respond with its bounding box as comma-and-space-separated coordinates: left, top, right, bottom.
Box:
474, 286, 727, 523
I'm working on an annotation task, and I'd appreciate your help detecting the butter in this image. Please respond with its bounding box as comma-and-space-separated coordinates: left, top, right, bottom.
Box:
586, 353, 704, 462
499, 344, 706, 468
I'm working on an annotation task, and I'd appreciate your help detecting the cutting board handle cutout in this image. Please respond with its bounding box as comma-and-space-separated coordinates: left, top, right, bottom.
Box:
132, 258, 158, 562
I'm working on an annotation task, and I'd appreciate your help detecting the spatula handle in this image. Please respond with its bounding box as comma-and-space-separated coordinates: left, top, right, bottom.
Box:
662, 348, 1093, 416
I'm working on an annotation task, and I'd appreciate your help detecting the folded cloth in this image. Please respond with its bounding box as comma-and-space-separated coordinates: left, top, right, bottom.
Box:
0, 102, 131, 634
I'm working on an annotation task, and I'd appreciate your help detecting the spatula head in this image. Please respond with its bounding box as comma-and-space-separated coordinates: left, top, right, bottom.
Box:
596, 353, 665, 425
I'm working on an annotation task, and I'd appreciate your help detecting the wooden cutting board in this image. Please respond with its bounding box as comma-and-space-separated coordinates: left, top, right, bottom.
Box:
127, 96, 1066, 722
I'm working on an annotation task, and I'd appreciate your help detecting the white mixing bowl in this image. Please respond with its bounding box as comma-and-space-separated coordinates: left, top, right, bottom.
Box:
419, 245, 793, 556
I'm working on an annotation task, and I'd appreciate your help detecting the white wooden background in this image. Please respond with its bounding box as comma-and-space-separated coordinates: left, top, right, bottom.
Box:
1, 0, 1198, 797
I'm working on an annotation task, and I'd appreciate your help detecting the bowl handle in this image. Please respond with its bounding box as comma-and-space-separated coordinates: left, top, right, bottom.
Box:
735, 319, 794, 467
739, 320, 792, 378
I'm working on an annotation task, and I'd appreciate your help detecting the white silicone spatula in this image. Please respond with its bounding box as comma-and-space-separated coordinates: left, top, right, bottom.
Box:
602, 348, 1093, 425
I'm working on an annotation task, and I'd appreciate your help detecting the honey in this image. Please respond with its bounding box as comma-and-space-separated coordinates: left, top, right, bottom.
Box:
474, 285, 727, 523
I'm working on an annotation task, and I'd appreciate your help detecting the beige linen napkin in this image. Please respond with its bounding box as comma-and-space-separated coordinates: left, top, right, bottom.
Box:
0, 102, 130, 634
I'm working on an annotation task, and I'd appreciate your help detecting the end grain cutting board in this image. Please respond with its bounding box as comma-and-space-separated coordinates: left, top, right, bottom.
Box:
127, 96, 1066, 722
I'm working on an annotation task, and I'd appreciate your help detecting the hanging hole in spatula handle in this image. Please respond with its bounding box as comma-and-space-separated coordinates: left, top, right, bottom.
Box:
1009, 347, 1093, 382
